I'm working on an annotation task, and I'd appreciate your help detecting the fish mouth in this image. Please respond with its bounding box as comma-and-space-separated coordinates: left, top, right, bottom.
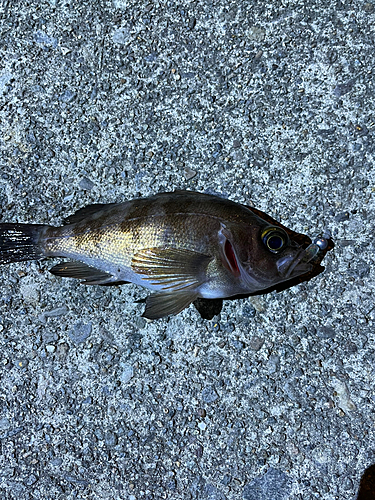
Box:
277, 241, 325, 279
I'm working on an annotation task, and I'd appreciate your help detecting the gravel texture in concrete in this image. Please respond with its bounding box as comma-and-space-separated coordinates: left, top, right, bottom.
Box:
0, 0, 374, 499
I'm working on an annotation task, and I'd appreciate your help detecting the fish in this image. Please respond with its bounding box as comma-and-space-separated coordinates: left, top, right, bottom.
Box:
0, 190, 330, 319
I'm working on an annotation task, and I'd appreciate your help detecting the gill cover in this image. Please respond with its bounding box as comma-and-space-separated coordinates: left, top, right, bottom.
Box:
219, 225, 241, 277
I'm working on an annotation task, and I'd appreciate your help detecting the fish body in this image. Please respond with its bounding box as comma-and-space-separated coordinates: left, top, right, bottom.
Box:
0, 191, 328, 319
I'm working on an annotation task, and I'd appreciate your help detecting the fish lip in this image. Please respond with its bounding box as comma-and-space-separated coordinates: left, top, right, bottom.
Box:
277, 246, 315, 279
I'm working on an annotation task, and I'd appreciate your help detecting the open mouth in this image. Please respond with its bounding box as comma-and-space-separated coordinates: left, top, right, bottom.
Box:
277, 238, 328, 279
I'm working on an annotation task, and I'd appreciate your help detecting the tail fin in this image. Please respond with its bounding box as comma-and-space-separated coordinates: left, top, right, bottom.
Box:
0, 223, 48, 264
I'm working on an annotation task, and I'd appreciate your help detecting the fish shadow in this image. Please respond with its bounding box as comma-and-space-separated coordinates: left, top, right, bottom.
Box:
357, 464, 375, 500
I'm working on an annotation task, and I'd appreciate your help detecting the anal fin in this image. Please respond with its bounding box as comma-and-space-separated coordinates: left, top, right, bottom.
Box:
142, 291, 198, 319
50, 261, 126, 286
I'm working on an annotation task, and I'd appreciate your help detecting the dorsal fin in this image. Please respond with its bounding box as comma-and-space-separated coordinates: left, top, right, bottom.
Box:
63, 203, 118, 225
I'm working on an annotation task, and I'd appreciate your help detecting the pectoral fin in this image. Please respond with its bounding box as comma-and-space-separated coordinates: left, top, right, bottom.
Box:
132, 247, 211, 291
50, 261, 127, 286
142, 291, 198, 319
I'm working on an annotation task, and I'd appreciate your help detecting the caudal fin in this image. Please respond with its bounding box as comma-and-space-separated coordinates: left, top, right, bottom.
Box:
0, 223, 48, 264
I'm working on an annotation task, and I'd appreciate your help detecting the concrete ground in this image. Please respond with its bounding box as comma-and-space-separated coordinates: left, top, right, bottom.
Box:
0, 0, 374, 499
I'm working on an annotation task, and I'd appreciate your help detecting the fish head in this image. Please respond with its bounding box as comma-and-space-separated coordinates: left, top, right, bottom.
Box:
220, 222, 325, 292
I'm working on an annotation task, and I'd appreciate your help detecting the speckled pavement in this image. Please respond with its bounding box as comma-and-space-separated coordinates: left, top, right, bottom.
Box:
0, 1, 374, 499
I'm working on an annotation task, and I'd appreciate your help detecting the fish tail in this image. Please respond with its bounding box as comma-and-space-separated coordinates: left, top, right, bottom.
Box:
0, 223, 49, 264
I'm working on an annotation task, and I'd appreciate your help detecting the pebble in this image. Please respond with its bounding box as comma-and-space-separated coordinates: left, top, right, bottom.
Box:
188, 18, 196, 29
343, 477, 353, 489
203, 483, 225, 500
59, 89, 75, 102
112, 27, 130, 44
195, 445, 203, 458
55, 343, 70, 357
243, 304, 256, 318
34, 30, 57, 48
331, 377, 356, 413
15, 359, 29, 370
79, 177, 94, 190
201, 386, 219, 404
243, 468, 291, 500
249, 297, 265, 312
50, 458, 63, 466
335, 211, 350, 222
345, 342, 357, 354
246, 26, 266, 41
224, 322, 235, 333
39, 306, 68, 324
68, 322, 92, 344
316, 326, 335, 339
24, 474, 38, 486
312, 445, 333, 465
63, 474, 89, 486
95, 428, 104, 440
221, 474, 231, 485
268, 354, 280, 374
230, 338, 245, 351
0, 72, 12, 96
334, 80, 355, 97
184, 166, 197, 180
354, 261, 370, 278
197, 408, 206, 418
0, 418, 10, 430
20, 283, 40, 304
45, 345, 55, 353
249, 336, 264, 351
283, 381, 298, 402
120, 363, 134, 384
211, 322, 220, 332
104, 431, 118, 447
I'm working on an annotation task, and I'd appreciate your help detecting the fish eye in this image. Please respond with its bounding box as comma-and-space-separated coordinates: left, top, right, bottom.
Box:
261, 227, 288, 253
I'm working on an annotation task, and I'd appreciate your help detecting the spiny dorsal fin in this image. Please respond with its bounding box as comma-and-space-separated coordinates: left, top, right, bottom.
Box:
63, 203, 119, 225
132, 247, 212, 291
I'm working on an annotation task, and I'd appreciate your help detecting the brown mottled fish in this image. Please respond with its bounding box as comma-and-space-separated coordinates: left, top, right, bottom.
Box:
0, 191, 330, 319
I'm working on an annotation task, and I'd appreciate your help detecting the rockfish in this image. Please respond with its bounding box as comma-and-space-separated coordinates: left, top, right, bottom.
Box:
0, 191, 329, 319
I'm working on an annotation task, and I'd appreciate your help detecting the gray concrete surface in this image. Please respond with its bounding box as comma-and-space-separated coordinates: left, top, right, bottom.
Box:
0, 0, 374, 499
